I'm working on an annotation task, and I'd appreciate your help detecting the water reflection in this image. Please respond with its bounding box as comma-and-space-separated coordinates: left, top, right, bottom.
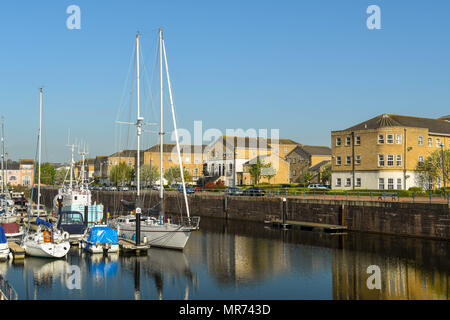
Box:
1, 217, 449, 299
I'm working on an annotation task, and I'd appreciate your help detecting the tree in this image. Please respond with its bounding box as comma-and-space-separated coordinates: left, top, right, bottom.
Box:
109, 162, 132, 186
320, 163, 332, 184
34, 162, 56, 185
249, 158, 271, 185
54, 168, 69, 185
261, 163, 276, 184
415, 149, 450, 190
164, 166, 192, 185
302, 171, 312, 185
140, 164, 159, 187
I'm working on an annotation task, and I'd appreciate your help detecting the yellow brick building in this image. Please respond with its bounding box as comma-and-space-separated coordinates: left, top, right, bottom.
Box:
285, 145, 331, 183
143, 144, 207, 182
241, 154, 290, 185
331, 114, 450, 190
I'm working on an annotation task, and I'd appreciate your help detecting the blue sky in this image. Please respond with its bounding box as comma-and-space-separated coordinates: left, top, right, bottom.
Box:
1, 0, 450, 163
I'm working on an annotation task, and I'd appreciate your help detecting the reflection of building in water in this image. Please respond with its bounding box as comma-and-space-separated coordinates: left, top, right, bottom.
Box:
332, 249, 450, 300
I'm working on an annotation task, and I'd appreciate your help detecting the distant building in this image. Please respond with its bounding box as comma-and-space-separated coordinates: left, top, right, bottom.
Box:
285, 145, 331, 184
331, 114, 450, 190
241, 153, 290, 185
1, 159, 34, 187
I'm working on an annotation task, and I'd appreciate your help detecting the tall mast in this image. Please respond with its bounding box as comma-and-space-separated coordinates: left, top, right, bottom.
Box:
159, 28, 164, 215
136, 33, 143, 198
162, 38, 190, 218
37, 88, 42, 211
1, 116, 5, 193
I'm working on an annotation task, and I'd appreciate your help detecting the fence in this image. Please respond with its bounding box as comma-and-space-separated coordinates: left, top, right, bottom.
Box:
0, 275, 18, 301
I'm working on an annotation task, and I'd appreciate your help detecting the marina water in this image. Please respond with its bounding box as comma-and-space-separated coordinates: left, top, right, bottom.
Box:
1, 216, 449, 300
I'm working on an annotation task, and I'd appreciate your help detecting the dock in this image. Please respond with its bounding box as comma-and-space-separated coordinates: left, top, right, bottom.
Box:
119, 238, 150, 256
8, 241, 25, 260
267, 219, 347, 233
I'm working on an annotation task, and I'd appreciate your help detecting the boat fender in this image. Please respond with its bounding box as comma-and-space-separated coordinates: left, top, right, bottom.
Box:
62, 231, 70, 240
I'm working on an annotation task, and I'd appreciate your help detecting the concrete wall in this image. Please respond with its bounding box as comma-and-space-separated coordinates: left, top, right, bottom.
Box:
38, 187, 450, 240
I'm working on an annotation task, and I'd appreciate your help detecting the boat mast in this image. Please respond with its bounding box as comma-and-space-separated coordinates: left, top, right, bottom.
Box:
162, 36, 190, 218
159, 28, 165, 218
37, 88, 42, 213
136, 32, 143, 198
1, 116, 5, 193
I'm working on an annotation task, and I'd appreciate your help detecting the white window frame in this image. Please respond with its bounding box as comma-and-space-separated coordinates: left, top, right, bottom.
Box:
388, 178, 394, 190
428, 137, 433, 147
418, 136, 424, 146
379, 178, 385, 190
336, 137, 341, 146
336, 156, 341, 166
396, 134, 402, 144
397, 178, 402, 190
345, 178, 351, 186
387, 154, 394, 167
387, 134, 394, 144
378, 154, 385, 167
336, 178, 342, 187
346, 136, 351, 146
355, 155, 361, 165
346, 156, 351, 165
378, 135, 384, 144
396, 155, 402, 167
418, 155, 424, 167
356, 177, 361, 187
355, 136, 361, 145
436, 138, 441, 148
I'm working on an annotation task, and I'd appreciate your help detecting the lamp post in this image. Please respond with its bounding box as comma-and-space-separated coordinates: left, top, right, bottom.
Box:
440, 143, 446, 199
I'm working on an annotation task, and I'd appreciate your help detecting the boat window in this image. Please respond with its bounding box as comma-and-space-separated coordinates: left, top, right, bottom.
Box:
61, 213, 83, 224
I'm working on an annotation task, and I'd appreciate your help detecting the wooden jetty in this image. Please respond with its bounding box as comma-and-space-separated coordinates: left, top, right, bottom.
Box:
8, 241, 25, 260
267, 219, 347, 233
119, 238, 150, 256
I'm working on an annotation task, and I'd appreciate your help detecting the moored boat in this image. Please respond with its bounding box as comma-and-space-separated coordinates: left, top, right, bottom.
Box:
81, 225, 119, 254
0, 226, 11, 261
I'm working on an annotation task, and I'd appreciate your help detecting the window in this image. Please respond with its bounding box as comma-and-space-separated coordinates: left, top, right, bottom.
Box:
418, 136, 424, 145
185, 156, 190, 163
387, 134, 394, 144
128, 160, 132, 165
396, 134, 402, 144
418, 155, 424, 167
379, 178, 385, 190
346, 136, 351, 146
336, 137, 341, 146
345, 178, 351, 186
293, 169, 297, 176
436, 138, 441, 147
336, 156, 341, 165
428, 137, 433, 147
378, 135, 384, 144
378, 155, 385, 166
355, 155, 361, 165
355, 136, 361, 145
346, 156, 351, 165
195, 157, 199, 164
194, 168, 198, 174
336, 178, 342, 187
356, 178, 361, 187
387, 155, 394, 166
396, 155, 402, 167
397, 178, 402, 189
388, 178, 394, 189
284, 147, 288, 153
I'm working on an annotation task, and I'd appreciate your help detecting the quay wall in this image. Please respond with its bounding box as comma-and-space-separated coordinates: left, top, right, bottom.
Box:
38, 187, 450, 240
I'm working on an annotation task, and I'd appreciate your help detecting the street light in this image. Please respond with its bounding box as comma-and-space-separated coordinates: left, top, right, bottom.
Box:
440, 143, 446, 199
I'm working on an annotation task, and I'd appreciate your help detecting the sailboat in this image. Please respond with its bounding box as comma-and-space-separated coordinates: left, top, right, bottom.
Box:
0, 116, 23, 238
21, 88, 70, 259
113, 29, 200, 250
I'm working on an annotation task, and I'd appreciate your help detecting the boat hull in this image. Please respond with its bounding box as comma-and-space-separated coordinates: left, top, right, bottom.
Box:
119, 224, 191, 250
0, 244, 9, 261
23, 240, 70, 259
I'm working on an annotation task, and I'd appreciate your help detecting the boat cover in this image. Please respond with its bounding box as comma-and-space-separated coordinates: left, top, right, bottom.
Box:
87, 226, 118, 247
0, 226, 6, 244
35, 217, 53, 228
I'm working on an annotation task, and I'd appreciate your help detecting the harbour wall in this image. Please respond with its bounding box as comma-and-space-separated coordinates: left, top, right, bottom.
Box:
38, 187, 450, 241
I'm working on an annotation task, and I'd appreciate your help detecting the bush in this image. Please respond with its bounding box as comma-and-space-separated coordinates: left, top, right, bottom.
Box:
408, 187, 423, 192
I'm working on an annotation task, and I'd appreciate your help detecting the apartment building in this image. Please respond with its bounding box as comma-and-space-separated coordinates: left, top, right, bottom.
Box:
331, 114, 450, 190
0, 159, 34, 187
285, 145, 331, 183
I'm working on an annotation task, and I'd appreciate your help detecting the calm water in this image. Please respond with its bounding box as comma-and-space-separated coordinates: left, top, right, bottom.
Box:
1, 216, 449, 300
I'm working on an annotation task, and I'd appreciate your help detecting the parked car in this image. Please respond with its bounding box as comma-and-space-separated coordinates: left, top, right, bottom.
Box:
280, 184, 291, 189
193, 186, 203, 192
177, 185, 195, 194
152, 184, 164, 191
108, 186, 118, 191
225, 187, 244, 196
307, 184, 328, 190
243, 187, 266, 197
118, 186, 129, 191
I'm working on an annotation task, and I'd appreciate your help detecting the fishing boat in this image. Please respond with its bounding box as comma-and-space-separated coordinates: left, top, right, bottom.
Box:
81, 225, 119, 254
21, 88, 70, 259
113, 30, 200, 250
52, 143, 103, 225
0, 225, 11, 261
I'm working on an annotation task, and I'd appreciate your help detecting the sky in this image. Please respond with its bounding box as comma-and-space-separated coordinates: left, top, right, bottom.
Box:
1, 0, 450, 163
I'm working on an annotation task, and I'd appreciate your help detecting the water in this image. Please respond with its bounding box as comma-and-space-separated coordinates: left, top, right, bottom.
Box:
1, 216, 449, 300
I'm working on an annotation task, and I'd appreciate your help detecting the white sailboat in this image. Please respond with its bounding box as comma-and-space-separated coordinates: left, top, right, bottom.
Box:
113, 30, 200, 250
22, 88, 70, 259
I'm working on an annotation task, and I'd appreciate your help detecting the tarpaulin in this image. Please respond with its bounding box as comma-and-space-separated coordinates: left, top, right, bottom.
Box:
35, 217, 53, 228
87, 226, 118, 245
0, 226, 6, 244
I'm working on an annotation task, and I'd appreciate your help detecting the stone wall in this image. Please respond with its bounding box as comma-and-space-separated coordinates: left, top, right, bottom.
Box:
38, 187, 450, 240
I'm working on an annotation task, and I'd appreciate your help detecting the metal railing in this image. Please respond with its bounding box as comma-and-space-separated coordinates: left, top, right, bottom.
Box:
0, 275, 18, 301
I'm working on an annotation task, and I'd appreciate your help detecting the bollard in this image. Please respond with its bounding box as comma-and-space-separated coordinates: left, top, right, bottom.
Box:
84, 205, 88, 228
397, 192, 400, 202
370, 192, 373, 201
282, 197, 287, 228
294, 190, 297, 197
412, 192, 415, 203
429, 192, 432, 204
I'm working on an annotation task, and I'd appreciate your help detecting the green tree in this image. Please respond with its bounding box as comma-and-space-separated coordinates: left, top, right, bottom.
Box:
249, 158, 272, 184
261, 163, 276, 184
34, 162, 56, 185
54, 167, 69, 185
415, 149, 450, 190
164, 166, 192, 185
320, 163, 332, 184
109, 162, 133, 186
140, 164, 159, 187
